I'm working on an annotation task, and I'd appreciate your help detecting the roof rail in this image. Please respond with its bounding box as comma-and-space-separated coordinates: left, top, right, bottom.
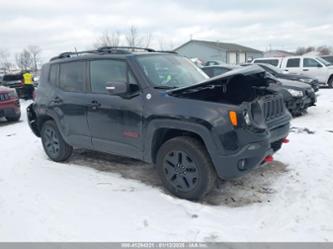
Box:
50, 50, 97, 61
155, 50, 178, 54
49, 46, 157, 62
97, 46, 156, 52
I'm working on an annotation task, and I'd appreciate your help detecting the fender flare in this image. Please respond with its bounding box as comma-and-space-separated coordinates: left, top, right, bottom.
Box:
143, 118, 219, 163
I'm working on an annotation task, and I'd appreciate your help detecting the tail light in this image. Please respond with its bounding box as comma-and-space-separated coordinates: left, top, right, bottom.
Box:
8, 89, 18, 99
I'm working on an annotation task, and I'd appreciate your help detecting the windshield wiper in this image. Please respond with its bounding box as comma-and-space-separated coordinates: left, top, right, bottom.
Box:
153, 86, 178, 89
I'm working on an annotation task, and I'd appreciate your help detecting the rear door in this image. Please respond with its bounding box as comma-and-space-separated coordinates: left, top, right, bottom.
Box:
86, 59, 144, 159
52, 61, 92, 149
284, 58, 301, 74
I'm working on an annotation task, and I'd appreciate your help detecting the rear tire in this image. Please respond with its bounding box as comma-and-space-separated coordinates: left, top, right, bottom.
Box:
41, 120, 73, 162
156, 136, 217, 201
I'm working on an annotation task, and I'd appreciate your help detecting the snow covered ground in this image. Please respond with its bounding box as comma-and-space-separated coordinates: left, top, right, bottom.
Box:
1, 90, 333, 242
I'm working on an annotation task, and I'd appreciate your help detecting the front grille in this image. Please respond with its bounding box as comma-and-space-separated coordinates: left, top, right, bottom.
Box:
0, 93, 10, 102
262, 95, 285, 121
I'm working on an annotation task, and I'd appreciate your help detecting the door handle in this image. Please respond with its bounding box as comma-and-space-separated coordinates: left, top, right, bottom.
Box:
88, 100, 101, 110
284, 69, 288, 72
303, 69, 309, 71
53, 96, 63, 104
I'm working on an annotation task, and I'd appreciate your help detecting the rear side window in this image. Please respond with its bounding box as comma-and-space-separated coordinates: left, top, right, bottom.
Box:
254, 59, 279, 67
59, 61, 85, 92
90, 60, 129, 94
303, 58, 322, 67
49, 64, 59, 85
286, 58, 300, 68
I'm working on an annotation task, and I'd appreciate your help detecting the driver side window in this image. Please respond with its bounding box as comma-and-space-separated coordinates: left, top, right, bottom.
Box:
303, 58, 322, 68
90, 59, 136, 94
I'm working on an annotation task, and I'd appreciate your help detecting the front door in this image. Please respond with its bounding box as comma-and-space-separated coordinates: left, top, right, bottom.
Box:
86, 59, 144, 159
302, 58, 324, 81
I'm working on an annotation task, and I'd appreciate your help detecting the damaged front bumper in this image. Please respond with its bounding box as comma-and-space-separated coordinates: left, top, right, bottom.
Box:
210, 120, 290, 180
286, 92, 316, 115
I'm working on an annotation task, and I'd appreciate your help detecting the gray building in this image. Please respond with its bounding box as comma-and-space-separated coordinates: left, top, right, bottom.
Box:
174, 39, 263, 64
263, 50, 295, 57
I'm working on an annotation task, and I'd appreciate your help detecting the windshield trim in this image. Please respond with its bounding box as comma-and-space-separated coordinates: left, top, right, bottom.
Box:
316, 57, 332, 66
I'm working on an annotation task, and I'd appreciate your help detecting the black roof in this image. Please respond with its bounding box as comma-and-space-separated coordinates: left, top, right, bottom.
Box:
50, 47, 177, 62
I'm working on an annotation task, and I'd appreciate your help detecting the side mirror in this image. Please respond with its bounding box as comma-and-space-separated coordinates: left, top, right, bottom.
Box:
105, 82, 128, 96
317, 64, 323, 68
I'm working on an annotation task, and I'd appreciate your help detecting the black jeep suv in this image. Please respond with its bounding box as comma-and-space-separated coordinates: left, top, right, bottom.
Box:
27, 47, 291, 200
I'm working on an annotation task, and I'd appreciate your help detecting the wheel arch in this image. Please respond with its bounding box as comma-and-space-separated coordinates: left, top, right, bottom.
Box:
144, 119, 218, 164
35, 109, 71, 145
328, 74, 333, 87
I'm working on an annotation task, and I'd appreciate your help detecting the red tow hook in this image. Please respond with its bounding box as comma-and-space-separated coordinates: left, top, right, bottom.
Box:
282, 138, 289, 144
264, 155, 273, 163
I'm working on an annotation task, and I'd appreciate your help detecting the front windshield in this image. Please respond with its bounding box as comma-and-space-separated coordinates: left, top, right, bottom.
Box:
316, 57, 332, 66
136, 54, 209, 88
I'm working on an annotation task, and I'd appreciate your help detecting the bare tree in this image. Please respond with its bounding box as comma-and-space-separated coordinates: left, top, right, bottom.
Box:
296, 46, 315, 55
16, 49, 33, 71
305, 46, 315, 53
28, 45, 42, 72
0, 49, 13, 73
125, 25, 153, 48
126, 25, 142, 48
317, 46, 332, 56
94, 30, 122, 48
143, 32, 152, 48
295, 47, 306, 55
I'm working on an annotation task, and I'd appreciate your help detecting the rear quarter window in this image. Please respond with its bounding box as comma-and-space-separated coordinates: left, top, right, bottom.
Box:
49, 64, 59, 85
59, 61, 85, 92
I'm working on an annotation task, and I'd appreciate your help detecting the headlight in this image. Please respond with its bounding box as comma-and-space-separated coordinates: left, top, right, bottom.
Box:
243, 110, 251, 125
299, 78, 312, 83
287, 89, 303, 97
8, 90, 18, 98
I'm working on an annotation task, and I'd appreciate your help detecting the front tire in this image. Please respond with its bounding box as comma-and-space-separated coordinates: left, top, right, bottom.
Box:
41, 120, 73, 162
156, 136, 217, 201
328, 76, 333, 88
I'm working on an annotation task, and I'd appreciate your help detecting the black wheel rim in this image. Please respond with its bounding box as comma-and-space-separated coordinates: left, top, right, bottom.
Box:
43, 126, 60, 157
163, 150, 199, 192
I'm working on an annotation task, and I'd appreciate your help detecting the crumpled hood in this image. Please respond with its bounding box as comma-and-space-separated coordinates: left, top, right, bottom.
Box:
167, 65, 268, 95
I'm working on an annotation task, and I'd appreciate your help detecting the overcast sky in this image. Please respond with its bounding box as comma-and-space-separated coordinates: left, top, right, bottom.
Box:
1, 0, 332, 62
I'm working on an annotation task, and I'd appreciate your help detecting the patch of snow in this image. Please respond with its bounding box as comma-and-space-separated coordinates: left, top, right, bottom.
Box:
0, 92, 333, 242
